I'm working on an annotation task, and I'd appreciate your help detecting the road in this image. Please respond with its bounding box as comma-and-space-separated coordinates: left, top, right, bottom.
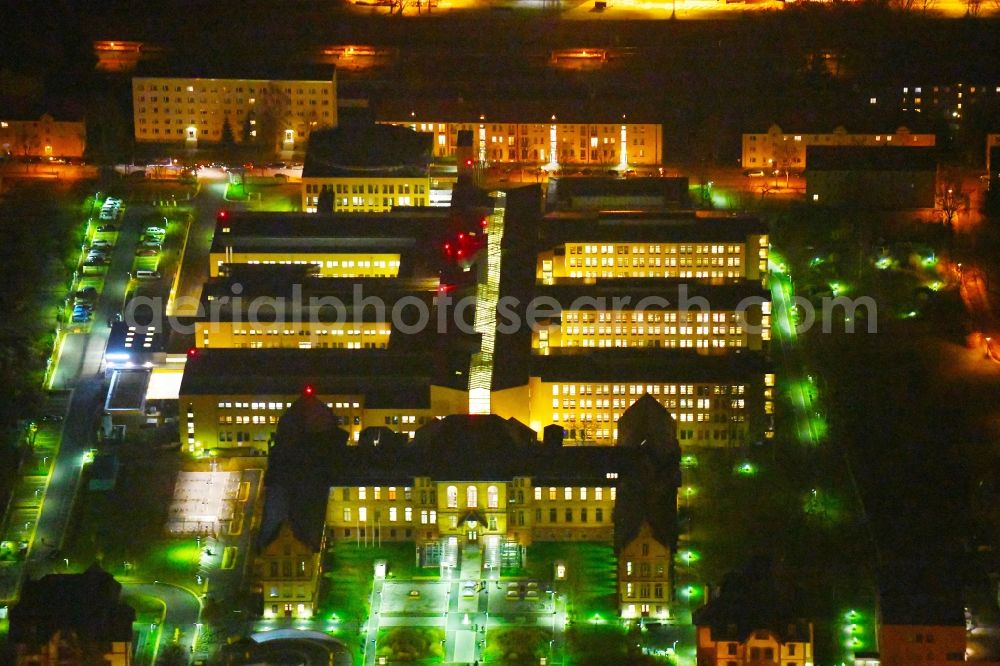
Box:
126, 582, 203, 662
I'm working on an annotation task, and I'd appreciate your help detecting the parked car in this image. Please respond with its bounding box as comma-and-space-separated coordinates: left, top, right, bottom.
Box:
97, 224, 118, 232
135, 248, 160, 257
74, 287, 98, 300
144, 226, 166, 235
91, 240, 113, 248
71, 312, 92, 323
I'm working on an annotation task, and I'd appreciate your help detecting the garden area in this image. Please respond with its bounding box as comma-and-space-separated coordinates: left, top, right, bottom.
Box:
516, 542, 618, 620
375, 627, 444, 664
482, 626, 549, 665
318, 542, 426, 626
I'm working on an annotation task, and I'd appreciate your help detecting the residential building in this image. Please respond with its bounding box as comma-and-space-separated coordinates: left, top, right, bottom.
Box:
536, 212, 769, 286
805, 146, 938, 209
265, 390, 678, 618
0, 114, 85, 158
191, 274, 442, 349
178, 349, 469, 453
207, 210, 449, 278
301, 123, 432, 212
741, 124, 934, 170
530, 281, 771, 353
381, 117, 662, 167
253, 397, 342, 619
875, 562, 967, 666
131, 72, 337, 149
490, 350, 774, 447
693, 558, 814, 666
987, 133, 1000, 178
9, 564, 135, 666
898, 82, 1000, 127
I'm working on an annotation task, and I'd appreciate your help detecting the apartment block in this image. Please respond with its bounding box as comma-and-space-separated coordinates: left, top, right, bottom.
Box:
131, 73, 336, 148
741, 124, 934, 170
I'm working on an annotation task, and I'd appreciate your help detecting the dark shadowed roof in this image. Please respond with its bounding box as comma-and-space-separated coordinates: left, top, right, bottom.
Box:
10, 564, 135, 646
258, 396, 348, 552
693, 557, 811, 644
179, 348, 469, 397
806, 146, 938, 171
613, 394, 681, 550
303, 124, 432, 178
878, 560, 965, 627
539, 212, 768, 245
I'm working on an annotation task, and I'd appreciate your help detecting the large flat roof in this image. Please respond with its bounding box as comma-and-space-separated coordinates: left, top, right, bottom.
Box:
539, 211, 768, 245
179, 348, 469, 401
530, 349, 770, 383
536, 279, 770, 307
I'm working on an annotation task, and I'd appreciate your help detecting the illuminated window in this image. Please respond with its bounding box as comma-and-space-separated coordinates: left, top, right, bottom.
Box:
358, 487, 366, 500
487, 485, 499, 509
447, 486, 458, 508
466, 486, 478, 508
358, 507, 367, 522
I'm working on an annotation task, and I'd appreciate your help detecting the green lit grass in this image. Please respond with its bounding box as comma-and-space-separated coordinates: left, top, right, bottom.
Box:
516, 542, 617, 619
483, 626, 549, 664
375, 626, 445, 664
224, 182, 249, 201
318, 541, 424, 628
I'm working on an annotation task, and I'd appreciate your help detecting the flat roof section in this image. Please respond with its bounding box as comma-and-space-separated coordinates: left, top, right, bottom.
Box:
105, 370, 151, 412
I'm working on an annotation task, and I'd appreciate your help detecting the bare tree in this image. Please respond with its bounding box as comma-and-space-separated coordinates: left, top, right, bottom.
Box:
966, 0, 982, 14
937, 182, 968, 227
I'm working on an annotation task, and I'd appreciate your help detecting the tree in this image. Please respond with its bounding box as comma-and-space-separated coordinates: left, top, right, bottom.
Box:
220, 116, 235, 147
937, 183, 968, 227
966, 0, 982, 14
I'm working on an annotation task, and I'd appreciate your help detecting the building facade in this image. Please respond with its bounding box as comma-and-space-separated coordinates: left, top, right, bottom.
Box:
10, 565, 134, 666
693, 558, 815, 666
530, 283, 771, 353
255, 523, 324, 619
741, 124, 935, 170
131, 74, 337, 149
301, 124, 432, 213
302, 179, 431, 213
491, 353, 774, 447
0, 114, 85, 158
382, 119, 662, 167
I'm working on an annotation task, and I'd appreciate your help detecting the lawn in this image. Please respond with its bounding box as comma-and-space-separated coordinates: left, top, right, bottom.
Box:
483, 626, 549, 664
318, 542, 424, 628
62, 450, 185, 582
375, 626, 444, 664
566, 624, 663, 666
517, 542, 618, 619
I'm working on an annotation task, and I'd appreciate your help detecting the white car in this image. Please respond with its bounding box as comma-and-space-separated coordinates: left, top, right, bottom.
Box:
461, 581, 476, 598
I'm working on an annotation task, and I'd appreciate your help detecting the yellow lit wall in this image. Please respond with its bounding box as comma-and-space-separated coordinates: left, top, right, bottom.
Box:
0, 115, 85, 158
132, 76, 336, 146
195, 321, 393, 349
618, 522, 673, 619
302, 177, 431, 212
534, 305, 768, 353
538, 239, 769, 286
325, 477, 617, 547
742, 124, 935, 169
255, 523, 323, 619
208, 252, 401, 277
696, 625, 814, 665
383, 121, 663, 166
493, 377, 764, 447
180, 385, 468, 453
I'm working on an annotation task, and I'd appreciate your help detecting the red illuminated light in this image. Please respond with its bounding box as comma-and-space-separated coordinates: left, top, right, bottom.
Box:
304, 385, 315, 396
